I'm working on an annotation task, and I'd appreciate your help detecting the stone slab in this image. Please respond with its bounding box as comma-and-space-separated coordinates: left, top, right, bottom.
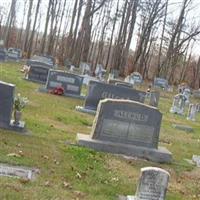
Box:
172, 124, 193, 132
118, 195, 135, 200
75, 106, 96, 115
0, 164, 39, 180
38, 87, 85, 100
0, 120, 26, 133
77, 134, 172, 163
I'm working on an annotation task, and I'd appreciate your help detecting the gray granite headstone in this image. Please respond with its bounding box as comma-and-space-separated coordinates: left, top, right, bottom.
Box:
76, 81, 146, 114
0, 81, 14, 126
7, 48, 22, 61
39, 69, 84, 99
77, 99, 172, 163
120, 167, 170, 200
27, 65, 50, 84
0, 81, 25, 132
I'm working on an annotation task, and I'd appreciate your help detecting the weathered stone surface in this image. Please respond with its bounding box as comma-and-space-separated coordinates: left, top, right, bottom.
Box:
119, 167, 170, 200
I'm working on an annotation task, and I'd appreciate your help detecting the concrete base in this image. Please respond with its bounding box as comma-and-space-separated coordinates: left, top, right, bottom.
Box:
75, 106, 96, 115
23, 77, 45, 85
77, 134, 172, 163
39, 87, 85, 100
118, 195, 135, 200
0, 120, 26, 133
172, 124, 193, 132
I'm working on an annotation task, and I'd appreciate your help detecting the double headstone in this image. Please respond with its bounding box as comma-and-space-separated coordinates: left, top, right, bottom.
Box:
0, 81, 25, 132
120, 167, 170, 200
76, 81, 146, 115
77, 99, 172, 163
40, 69, 84, 99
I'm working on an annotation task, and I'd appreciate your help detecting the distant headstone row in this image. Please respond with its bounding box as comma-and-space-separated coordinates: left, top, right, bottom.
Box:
0, 47, 22, 62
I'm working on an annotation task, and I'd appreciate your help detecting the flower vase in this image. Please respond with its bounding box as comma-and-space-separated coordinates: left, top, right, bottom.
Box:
14, 110, 22, 125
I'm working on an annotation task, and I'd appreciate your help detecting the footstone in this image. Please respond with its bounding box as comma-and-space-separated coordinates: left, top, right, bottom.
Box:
119, 167, 170, 200
172, 124, 193, 132
0, 164, 39, 180
76, 81, 146, 114
77, 99, 172, 163
39, 69, 85, 99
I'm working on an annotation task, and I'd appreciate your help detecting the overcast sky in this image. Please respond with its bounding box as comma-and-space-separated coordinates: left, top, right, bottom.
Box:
1, 0, 200, 55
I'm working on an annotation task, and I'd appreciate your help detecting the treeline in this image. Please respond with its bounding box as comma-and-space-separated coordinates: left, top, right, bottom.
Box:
0, 0, 200, 88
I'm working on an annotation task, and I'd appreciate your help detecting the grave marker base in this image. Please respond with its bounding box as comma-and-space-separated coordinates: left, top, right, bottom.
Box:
0, 121, 25, 133
75, 106, 96, 115
77, 133, 172, 163
38, 87, 85, 100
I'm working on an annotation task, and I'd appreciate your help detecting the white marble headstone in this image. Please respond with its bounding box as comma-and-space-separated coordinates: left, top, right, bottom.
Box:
135, 167, 169, 200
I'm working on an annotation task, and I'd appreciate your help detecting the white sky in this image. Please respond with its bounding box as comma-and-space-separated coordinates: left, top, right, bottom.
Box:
1, 0, 200, 55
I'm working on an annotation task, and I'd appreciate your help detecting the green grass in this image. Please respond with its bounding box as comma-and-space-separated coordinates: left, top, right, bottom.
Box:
0, 62, 200, 199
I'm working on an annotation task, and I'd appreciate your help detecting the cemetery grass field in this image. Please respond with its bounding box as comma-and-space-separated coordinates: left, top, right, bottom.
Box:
0, 62, 200, 200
